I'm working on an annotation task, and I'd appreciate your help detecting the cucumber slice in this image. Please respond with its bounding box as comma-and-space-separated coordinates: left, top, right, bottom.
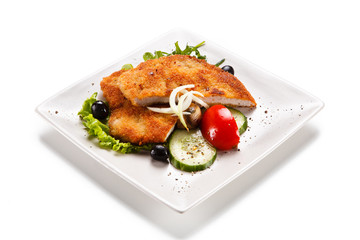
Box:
228, 108, 248, 135
169, 129, 217, 172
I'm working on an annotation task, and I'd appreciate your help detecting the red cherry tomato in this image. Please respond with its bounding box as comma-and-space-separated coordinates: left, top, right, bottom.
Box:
200, 105, 240, 150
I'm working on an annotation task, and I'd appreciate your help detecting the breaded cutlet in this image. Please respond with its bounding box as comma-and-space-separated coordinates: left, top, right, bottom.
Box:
100, 70, 177, 145
117, 55, 256, 107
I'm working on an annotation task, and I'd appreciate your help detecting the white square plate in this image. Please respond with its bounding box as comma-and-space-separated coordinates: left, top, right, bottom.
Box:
36, 29, 324, 212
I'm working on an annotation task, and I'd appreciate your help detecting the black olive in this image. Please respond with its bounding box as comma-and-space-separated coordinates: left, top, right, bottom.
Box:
91, 100, 109, 120
150, 145, 169, 162
222, 65, 235, 75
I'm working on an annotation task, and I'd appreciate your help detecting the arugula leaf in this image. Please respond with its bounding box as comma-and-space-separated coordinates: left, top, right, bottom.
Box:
173, 41, 182, 54
170, 41, 206, 59
143, 51, 169, 61
121, 64, 133, 70
143, 41, 207, 61
154, 51, 168, 59
143, 52, 155, 61
214, 58, 225, 67
78, 93, 152, 153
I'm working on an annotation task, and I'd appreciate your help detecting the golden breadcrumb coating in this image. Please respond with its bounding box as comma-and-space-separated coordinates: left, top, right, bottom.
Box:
118, 55, 256, 107
108, 101, 177, 145
100, 70, 177, 145
100, 69, 127, 109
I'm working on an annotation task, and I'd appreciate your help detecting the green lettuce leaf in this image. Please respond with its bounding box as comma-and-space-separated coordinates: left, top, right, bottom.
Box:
78, 92, 98, 118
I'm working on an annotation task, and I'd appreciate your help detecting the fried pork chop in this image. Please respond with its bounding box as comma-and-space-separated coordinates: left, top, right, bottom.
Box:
100, 70, 177, 145
118, 55, 256, 107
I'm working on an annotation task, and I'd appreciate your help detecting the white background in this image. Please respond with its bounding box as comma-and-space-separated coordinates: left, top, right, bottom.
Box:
1, 0, 359, 239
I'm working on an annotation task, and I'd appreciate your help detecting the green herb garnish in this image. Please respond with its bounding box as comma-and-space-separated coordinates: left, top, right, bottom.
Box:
143, 51, 168, 61
121, 64, 133, 70
214, 58, 225, 67
171, 41, 206, 59
78, 93, 152, 153
142, 41, 207, 61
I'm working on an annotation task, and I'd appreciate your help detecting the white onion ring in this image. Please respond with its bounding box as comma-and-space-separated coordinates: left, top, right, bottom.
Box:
146, 84, 209, 129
